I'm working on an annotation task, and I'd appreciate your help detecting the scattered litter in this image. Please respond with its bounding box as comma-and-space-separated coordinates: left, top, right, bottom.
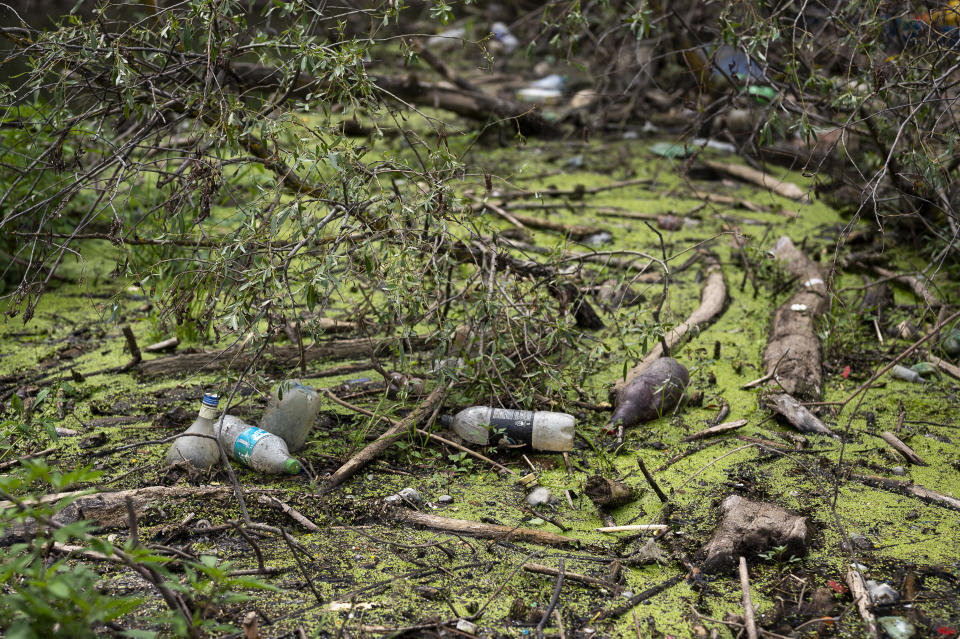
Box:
790, 303, 808, 312
910, 362, 939, 379
455, 619, 478, 635
622, 130, 640, 139
878, 617, 916, 639
701, 495, 808, 573
165, 393, 221, 469
490, 22, 518, 54
890, 364, 923, 384
582, 230, 612, 246
608, 357, 689, 432
325, 602, 374, 611
441, 406, 575, 451
648, 141, 692, 158
526, 486, 553, 507
385, 487, 423, 506
528, 74, 565, 91
867, 580, 899, 605
803, 278, 824, 288
216, 415, 301, 474
564, 154, 585, 169
691, 137, 737, 153
259, 380, 322, 452
941, 328, 960, 357
516, 86, 563, 103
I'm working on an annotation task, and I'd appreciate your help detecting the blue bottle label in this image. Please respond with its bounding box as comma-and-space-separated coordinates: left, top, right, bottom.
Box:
234, 427, 270, 464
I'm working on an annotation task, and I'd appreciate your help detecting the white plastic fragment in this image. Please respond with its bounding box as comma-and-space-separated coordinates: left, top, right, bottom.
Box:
456, 619, 478, 634
803, 278, 824, 287
790, 303, 808, 312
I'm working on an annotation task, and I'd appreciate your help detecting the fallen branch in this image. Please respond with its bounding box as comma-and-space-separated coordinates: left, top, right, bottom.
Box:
524, 563, 619, 590
392, 509, 577, 546
680, 420, 747, 442
879, 431, 926, 465
739, 557, 759, 639
613, 255, 726, 397
703, 160, 810, 202
257, 495, 321, 532
495, 209, 606, 240
593, 574, 684, 620
321, 385, 448, 493
0, 446, 56, 471
930, 355, 960, 381
848, 473, 960, 511
869, 265, 941, 308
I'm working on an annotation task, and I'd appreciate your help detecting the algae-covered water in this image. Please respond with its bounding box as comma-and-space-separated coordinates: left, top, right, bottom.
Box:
2, 133, 959, 638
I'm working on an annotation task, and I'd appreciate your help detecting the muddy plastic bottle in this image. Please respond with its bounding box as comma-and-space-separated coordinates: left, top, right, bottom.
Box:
258, 380, 322, 452
165, 394, 221, 468
441, 407, 575, 451
216, 415, 301, 474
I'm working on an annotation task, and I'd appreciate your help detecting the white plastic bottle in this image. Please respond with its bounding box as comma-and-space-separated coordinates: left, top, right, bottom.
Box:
441, 407, 575, 451
165, 394, 221, 468
216, 415, 301, 474
258, 380, 322, 452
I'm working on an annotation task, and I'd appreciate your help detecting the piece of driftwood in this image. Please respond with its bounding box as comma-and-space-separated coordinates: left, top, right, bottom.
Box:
930, 355, 960, 381
762, 236, 826, 399
879, 431, 926, 465
392, 509, 577, 546
137, 335, 432, 377
613, 257, 726, 397
703, 160, 810, 202
739, 557, 759, 639
869, 265, 941, 308
846, 569, 879, 639
765, 394, 835, 436
848, 473, 960, 511
0, 485, 231, 545
700, 495, 808, 573
523, 563, 619, 591
680, 419, 748, 442
321, 385, 447, 493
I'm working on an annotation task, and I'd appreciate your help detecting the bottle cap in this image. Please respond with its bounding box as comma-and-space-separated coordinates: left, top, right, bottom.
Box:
202, 393, 220, 407
283, 458, 302, 475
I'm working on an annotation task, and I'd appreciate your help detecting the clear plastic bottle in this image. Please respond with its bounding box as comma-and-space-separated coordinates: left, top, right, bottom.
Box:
258, 380, 322, 452
440, 407, 575, 451
216, 415, 301, 474
165, 394, 221, 468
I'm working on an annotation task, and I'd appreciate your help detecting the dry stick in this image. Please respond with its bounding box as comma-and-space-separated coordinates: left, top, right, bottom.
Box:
321, 385, 449, 493
703, 159, 810, 202
392, 509, 577, 546
125, 496, 139, 548
496, 177, 654, 201
637, 456, 669, 504
930, 355, 960, 381
594, 574, 684, 620
644, 220, 672, 358
323, 389, 514, 475
869, 264, 941, 308
879, 431, 926, 465
680, 419, 748, 442
0, 446, 56, 471
500, 210, 605, 240
613, 256, 726, 396
536, 559, 565, 639
280, 527, 323, 604
523, 563, 619, 590
739, 557, 759, 639
554, 610, 566, 639
846, 568, 879, 639
257, 495, 321, 532
120, 325, 142, 370
847, 473, 960, 511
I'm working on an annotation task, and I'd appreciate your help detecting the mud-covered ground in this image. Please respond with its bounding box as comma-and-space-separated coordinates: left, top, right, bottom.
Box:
2, 133, 960, 639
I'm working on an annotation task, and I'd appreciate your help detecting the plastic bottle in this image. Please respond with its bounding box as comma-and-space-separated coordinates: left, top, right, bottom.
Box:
216, 415, 301, 474
165, 393, 221, 468
440, 407, 574, 451
258, 380, 322, 452
890, 365, 922, 383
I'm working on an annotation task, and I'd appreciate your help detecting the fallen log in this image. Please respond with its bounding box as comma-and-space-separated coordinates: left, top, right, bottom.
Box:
612, 256, 726, 398
137, 335, 433, 378
0, 485, 231, 545
392, 509, 577, 546
879, 431, 926, 465
703, 160, 811, 202
762, 236, 827, 400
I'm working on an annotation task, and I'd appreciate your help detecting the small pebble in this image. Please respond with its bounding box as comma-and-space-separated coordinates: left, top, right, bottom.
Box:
438, 495, 454, 504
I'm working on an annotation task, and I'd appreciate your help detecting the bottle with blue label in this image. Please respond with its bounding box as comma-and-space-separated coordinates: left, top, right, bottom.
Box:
165, 393, 221, 468
217, 415, 301, 474
258, 380, 322, 452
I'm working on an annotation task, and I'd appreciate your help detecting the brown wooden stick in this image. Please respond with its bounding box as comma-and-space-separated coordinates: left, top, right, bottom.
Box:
765, 394, 835, 437
739, 557, 759, 639
703, 160, 810, 202
0, 446, 56, 471
930, 355, 960, 381
680, 420, 747, 442
613, 256, 726, 396
257, 494, 321, 532
120, 325, 142, 370
392, 509, 577, 546
321, 385, 448, 493
523, 563, 619, 590
848, 473, 960, 511
869, 265, 941, 308
879, 431, 926, 465
500, 210, 604, 240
